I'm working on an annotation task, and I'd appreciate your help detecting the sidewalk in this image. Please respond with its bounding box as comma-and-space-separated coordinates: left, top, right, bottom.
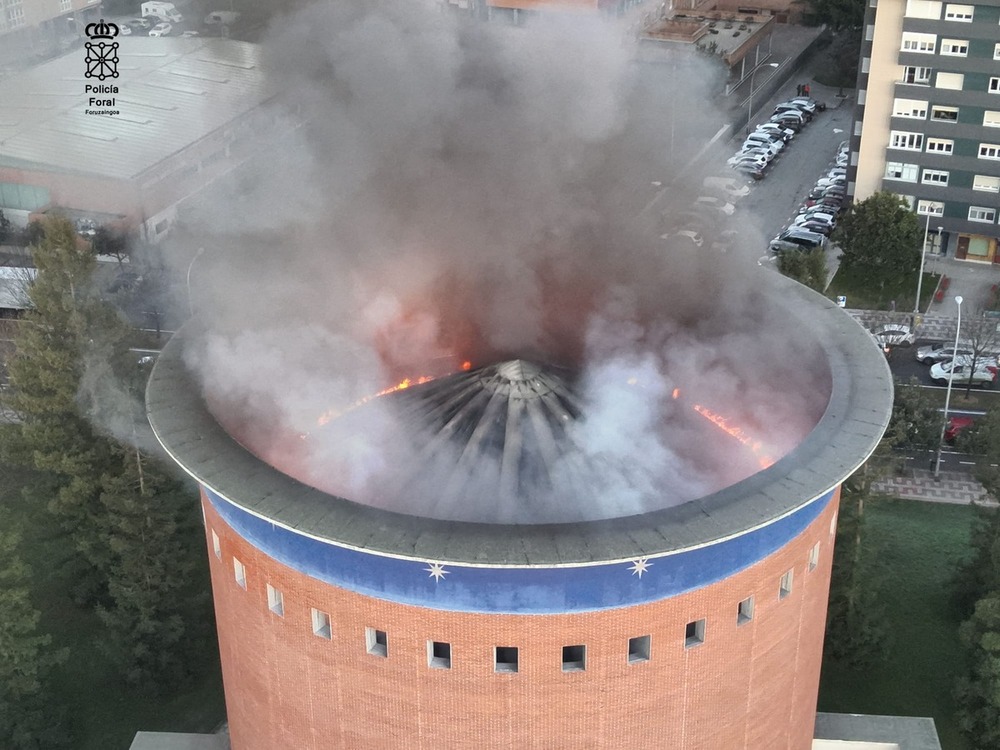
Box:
873, 468, 996, 506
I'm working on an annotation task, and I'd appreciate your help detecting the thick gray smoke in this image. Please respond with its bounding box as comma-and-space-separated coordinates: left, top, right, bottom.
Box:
177, 0, 830, 523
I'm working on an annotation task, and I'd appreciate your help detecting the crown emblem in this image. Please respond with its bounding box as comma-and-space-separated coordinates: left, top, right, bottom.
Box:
85, 19, 120, 39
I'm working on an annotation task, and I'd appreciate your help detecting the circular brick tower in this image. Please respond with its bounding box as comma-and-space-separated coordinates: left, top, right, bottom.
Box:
147, 277, 893, 750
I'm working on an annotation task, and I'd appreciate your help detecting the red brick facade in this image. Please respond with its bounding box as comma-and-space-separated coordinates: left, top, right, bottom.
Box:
204, 491, 837, 750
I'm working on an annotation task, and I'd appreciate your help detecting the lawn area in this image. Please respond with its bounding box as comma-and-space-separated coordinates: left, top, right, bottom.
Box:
827, 264, 939, 312
0, 462, 226, 749
818, 498, 973, 750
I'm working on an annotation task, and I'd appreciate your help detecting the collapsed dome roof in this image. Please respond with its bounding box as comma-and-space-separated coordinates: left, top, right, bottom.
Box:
146, 275, 893, 565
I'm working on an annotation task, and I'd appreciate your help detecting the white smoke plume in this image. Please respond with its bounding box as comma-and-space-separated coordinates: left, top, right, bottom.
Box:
174, 0, 830, 523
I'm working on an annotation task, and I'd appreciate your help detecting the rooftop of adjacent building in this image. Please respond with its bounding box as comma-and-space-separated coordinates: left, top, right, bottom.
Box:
0, 37, 273, 182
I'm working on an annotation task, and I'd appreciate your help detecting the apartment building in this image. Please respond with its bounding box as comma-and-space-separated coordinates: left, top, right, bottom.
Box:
0, 0, 103, 59
853, 0, 1000, 263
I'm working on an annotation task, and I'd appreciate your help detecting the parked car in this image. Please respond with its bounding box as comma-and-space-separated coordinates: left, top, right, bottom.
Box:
149, 22, 173, 36
662, 230, 704, 247
945, 415, 976, 443
791, 218, 834, 235
128, 17, 152, 29
783, 98, 818, 116
694, 196, 736, 216
732, 163, 765, 180
770, 111, 805, 130
743, 133, 784, 153
755, 123, 794, 142
119, 24, 132, 35
769, 227, 826, 253
929, 358, 998, 387
774, 103, 813, 122
871, 324, 915, 348
790, 96, 826, 112
702, 176, 751, 200
916, 343, 975, 364
728, 153, 769, 170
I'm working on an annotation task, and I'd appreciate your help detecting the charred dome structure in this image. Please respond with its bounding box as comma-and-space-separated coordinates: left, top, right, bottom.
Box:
147, 272, 893, 750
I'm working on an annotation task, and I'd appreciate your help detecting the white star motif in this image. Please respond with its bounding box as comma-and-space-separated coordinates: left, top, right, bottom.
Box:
425, 562, 449, 582
628, 558, 652, 578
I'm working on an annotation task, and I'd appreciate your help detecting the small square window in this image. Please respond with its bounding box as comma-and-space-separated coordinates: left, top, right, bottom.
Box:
918, 200, 945, 216
979, 144, 1000, 160
233, 558, 246, 589
779, 569, 794, 599
628, 635, 651, 663
366, 627, 388, 657
830, 512, 838, 536
969, 206, 997, 223
973, 175, 1000, 193
685, 619, 706, 648
267, 584, 284, 616
211, 529, 221, 559
808, 543, 821, 571
926, 137, 953, 154
495, 646, 519, 673
990, 78, 1000, 94
921, 169, 949, 185
562, 645, 586, 672
737, 596, 755, 625
428, 640, 451, 669
984, 111, 1000, 128
939, 39, 968, 56
311, 608, 332, 639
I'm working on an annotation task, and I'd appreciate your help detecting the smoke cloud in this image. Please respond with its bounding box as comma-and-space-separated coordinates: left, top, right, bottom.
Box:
174, 0, 830, 523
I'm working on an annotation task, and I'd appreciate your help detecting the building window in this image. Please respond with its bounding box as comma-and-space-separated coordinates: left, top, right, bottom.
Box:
902, 66, 932, 85
494, 646, 519, 673
917, 200, 945, 216
931, 105, 959, 122
366, 627, 388, 657
926, 137, 954, 154
311, 609, 332, 639
5, 4, 25, 28
808, 543, 821, 571
779, 570, 794, 599
990, 78, 1000, 94
628, 635, 651, 663
969, 206, 997, 223
936, 72, 964, 90
885, 162, 919, 182
865, 24, 874, 41
900, 32, 937, 53
890, 131, 924, 150
943, 3, 973, 20
737, 596, 755, 625
211, 530, 221, 558
904, 0, 941, 20
428, 641, 451, 669
939, 39, 968, 56
59, 0, 71, 11
979, 144, 1000, 160
685, 619, 706, 648
233, 558, 246, 589
562, 645, 586, 672
984, 111, 1000, 128
973, 175, 1000, 193
830, 512, 838, 535
898, 194, 916, 210
893, 98, 928, 119
922, 169, 950, 185
266, 584, 284, 616
995, 43, 1000, 61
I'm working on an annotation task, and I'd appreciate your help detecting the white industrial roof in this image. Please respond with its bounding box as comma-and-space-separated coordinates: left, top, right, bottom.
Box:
0, 38, 273, 181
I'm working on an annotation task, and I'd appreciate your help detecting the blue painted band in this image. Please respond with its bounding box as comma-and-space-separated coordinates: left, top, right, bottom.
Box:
205, 487, 835, 614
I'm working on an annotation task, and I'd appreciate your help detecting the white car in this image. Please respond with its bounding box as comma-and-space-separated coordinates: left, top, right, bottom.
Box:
660, 230, 704, 247
694, 196, 736, 216
728, 152, 769, 170
743, 135, 783, 154
871, 323, 915, 348
149, 22, 172, 36
930, 358, 998, 387
702, 176, 751, 201
755, 123, 794, 142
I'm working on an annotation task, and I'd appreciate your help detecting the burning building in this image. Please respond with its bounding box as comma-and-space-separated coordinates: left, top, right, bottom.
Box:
146, 272, 893, 750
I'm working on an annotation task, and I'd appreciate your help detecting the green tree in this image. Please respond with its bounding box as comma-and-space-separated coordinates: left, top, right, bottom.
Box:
803, 0, 865, 30
777, 247, 828, 292
833, 191, 923, 283
891, 377, 941, 451
0, 210, 11, 244
5, 217, 117, 595
955, 593, 1000, 749
95, 445, 206, 691
0, 516, 69, 749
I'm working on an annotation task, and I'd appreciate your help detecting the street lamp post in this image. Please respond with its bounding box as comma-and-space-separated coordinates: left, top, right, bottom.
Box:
934, 295, 964, 478
747, 62, 779, 135
186, 246, 205, 318
914, 211, 931, 320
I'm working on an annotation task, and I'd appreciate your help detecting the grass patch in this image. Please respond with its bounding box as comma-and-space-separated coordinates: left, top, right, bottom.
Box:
827, 264, 939, 312
818, 498, 973, 750
0, 462, 226, 749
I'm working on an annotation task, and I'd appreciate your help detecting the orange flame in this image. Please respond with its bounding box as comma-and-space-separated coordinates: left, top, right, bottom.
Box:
692, 403, 775, 469
461, 361, 472, 371
316, 374, 438, 427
